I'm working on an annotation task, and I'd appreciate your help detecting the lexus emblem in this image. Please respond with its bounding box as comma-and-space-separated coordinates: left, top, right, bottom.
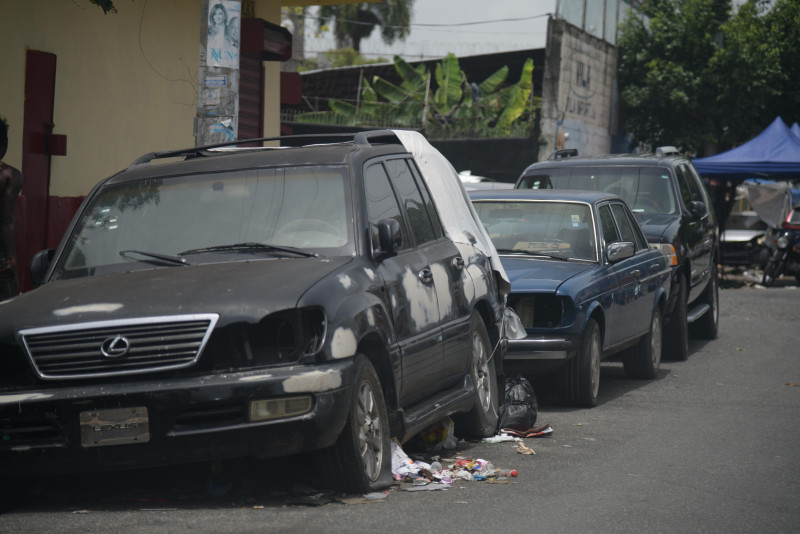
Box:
100, 335, 131, 358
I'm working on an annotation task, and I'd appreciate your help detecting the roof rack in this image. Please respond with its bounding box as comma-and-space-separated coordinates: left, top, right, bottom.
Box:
128, 129, 405, 168
549, 148, 579, 160
655, 146, 680, 157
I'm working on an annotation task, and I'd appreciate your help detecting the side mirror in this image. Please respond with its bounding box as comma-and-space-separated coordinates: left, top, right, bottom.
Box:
688, 200, 707, 219
376, 219, 402, 258
606, 242, 635, 263
30, 249, 55, 287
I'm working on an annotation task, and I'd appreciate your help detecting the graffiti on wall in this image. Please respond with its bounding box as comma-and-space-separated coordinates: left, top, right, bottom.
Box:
564, 49, 598, 120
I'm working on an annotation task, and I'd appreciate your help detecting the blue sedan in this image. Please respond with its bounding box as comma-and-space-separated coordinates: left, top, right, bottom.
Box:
470, 190, 671, 407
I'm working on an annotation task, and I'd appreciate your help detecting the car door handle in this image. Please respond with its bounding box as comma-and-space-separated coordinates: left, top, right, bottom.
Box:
451, 256, 465, 270
418, 268, 433, 284
650, 264, 661, 271
631, 270, 641, 277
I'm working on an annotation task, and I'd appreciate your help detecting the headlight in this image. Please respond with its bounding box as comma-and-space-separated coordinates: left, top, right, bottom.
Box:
777, 235, 790, 249
653, 243, 678, 266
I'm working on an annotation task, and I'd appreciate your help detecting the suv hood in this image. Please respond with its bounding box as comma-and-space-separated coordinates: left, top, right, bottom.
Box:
501, 257, 594, 293
634, 212, 681, 242
0, 257, 352, 335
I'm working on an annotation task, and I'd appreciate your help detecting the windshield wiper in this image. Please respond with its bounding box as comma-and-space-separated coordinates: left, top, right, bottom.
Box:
178, 242, 320, 258
119, 250, 190, 266
496, 248, 571, 261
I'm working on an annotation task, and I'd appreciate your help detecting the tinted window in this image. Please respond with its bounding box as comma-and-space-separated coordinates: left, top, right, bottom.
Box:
675, 165, 695, 208
599, 204, 620, 244
385, 158, 437, 245
365, 162, 407, 252
610, 203, 646, 250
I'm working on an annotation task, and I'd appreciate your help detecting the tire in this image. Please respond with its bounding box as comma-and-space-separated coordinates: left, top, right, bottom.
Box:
762, 259, 780, 287
563, 317, 601, 407
664, 274, 689, 361
453, 312, 499, 437
690, 263, 719, 339
321, 355, 392, 494
624, 307, 662, 379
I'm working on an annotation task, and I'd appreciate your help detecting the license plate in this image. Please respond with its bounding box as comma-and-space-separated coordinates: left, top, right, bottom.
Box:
80, 407, 150, 448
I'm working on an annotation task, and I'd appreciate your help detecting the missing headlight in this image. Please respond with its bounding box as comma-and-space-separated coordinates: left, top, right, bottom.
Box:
507, 294, 565, 328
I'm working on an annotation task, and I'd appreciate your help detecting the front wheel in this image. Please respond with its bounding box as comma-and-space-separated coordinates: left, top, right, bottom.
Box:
762, 258, 782, 287
624, 308, 662, 379
563, 318, 601, 407
453, 312, 499, 437
321, 355, 392, 493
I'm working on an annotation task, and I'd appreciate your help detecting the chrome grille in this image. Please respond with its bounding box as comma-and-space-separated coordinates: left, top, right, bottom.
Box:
20, 314, 218, 380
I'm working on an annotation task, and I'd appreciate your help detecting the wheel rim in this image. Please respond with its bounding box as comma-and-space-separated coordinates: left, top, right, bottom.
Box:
471, 330, 492, 412
711, 275, 719, 324
589, 329, 600, 400
651, 312, 662, 369
356, 380, 383, 482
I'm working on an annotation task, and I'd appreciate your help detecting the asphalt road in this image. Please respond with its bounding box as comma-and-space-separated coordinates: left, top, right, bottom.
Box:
2, 283, 799, 533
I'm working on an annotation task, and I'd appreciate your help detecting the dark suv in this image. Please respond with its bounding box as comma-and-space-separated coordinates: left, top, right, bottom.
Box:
0, 130, 505, 493
515, 148, 719, 360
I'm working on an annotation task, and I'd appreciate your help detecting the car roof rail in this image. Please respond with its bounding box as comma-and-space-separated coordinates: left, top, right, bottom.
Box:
128, 130, 407, 168
549, 148, 579, 160
655, 146, 680, 157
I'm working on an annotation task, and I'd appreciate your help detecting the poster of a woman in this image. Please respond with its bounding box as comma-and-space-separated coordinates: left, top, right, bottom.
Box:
207, 1, 240, 69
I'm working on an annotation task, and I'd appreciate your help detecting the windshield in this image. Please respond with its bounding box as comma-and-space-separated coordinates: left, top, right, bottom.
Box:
473, 200, 597, 262
519, 166, 678, 215
53, 165, 353, 280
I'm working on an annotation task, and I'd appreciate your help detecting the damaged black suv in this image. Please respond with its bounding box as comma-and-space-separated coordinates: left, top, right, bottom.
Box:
0, 130, 506, 492
516, 147, 719, 361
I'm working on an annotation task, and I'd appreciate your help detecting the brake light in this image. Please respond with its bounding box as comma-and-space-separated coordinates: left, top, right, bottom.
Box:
782, 211, 800, 230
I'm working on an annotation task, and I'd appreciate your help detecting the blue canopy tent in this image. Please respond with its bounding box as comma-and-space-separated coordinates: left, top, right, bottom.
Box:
692, 117, 800, 180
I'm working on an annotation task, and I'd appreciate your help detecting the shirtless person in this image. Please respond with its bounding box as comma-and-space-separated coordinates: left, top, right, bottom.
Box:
0, 117, 23, 300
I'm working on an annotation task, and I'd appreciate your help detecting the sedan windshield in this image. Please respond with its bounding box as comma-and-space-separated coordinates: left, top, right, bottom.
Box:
53, 165, 353, 280
473, 200, 597, 262
519, 166, 678, 215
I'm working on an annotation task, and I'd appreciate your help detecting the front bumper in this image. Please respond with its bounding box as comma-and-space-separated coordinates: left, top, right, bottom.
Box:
0, 360, 355, 478
503, 334, 579, 372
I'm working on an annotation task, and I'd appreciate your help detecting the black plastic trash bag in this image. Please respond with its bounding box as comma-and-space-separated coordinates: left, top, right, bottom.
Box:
497, 375, 538, 431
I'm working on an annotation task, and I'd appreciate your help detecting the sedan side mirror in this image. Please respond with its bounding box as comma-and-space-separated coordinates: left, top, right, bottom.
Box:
376, 219, 402, 258
606, 241, 635, 263
30, 249, 55, 287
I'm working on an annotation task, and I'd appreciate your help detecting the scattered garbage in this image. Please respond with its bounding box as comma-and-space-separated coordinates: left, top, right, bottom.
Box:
515, 442, 536, 456
418, 416, 458, 451
497, 375, 538, 432
391, 438, 520, 489
501, 424, 554, 438
482, 433, 522, 444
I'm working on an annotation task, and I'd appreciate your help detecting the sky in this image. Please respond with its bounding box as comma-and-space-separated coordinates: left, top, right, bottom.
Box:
301, 0, 557, 62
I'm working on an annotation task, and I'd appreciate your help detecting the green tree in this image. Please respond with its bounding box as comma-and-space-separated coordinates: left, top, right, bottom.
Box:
317, 1, 415, 53
295, 54, 539, 138
618, 0, 800, 155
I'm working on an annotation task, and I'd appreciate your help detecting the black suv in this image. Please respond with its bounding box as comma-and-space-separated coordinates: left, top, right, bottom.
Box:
515, 148, 719, 360
0, 130, 505, 493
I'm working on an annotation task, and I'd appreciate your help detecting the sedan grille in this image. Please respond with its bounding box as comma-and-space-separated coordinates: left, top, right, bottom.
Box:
20, 314, 218, 380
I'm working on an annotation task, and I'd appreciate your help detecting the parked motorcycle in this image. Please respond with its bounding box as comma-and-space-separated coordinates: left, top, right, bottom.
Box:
762, 206, 800, 286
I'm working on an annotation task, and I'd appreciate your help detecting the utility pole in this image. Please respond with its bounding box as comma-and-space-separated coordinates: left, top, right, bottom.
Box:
195, 0, 241, 146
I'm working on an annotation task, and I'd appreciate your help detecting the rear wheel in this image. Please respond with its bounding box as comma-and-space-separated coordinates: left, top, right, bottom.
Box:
762, 258, 781, 287
321, 355, 391, 493
624, 308, 662, 379
563, 318, 601, 407
453, 312, 499, 437
690, 264, 719, 339
664, 275, 689, 361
